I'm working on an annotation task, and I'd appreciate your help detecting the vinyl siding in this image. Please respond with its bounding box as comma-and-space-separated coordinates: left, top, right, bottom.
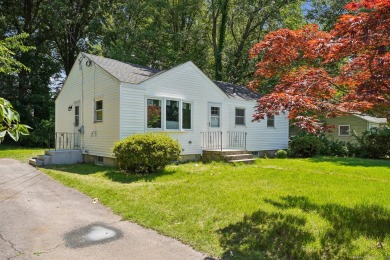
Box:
325, 115, 368, 142
121, 62, 227, 155
55, 53, 120, 157
120, 62, 289, 154
227, 101, 289, 151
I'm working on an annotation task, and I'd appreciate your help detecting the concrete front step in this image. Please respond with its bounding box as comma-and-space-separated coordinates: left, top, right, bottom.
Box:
29, 158, 45, 167
202, 149, 254, 163
223, 154, 253, 161
228, 158, 255, 164
37, 154, 52, 165
29, 149, 83, 166
203, 150, 249, 156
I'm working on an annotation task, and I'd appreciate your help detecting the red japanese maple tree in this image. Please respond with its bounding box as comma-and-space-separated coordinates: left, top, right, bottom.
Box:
249, 0, 390, 133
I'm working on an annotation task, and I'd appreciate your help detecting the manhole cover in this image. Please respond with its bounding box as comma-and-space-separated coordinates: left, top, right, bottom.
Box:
63, 222, 123, 248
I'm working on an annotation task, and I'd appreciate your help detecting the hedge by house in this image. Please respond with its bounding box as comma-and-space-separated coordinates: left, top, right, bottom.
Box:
113, 133, 181, 173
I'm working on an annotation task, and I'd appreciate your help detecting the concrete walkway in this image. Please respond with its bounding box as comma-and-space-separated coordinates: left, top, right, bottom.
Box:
0, 159, 207, 260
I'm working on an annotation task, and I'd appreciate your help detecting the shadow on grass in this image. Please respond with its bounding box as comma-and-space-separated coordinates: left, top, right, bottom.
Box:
103, 168, 177, 183
46, 164, 177, 183
307, 156, 390, 168
266, 196, 389, 258
219, 197, 390, 259
218, 210, 315, 259
45, 164, 110, 175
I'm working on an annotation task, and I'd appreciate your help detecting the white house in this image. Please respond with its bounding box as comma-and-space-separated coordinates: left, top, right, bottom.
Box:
53, 53, 288, 166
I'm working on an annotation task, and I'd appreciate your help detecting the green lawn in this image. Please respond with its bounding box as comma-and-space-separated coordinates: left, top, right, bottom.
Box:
37, 157, 390, 259
0, 145, 45, 162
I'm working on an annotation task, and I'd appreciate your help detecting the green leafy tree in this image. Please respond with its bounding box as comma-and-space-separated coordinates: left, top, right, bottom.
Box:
0, 0, 61, 146
305, 0, 350, 31
0, 33, 32, 143
223, 0, 305, 84
101, 0, 209, 70
0, 98, 30, 142
0, 33, 31, 73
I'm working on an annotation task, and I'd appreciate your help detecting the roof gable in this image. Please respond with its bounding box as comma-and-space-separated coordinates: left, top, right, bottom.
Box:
83, 53, 161, 84
81, 53, 261, 102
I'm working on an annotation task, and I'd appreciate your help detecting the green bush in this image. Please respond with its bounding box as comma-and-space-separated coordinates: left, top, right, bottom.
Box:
319, 136, 349, 157
113, 133, 181, 174
275, 149, 287, 158
354, 128, 390, 158
288, 133, 325, 158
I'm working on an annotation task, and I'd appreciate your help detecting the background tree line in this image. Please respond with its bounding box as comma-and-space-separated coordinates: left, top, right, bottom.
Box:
0, 0, 348, 146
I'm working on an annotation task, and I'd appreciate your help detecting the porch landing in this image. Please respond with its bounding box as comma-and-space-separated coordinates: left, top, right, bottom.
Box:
29, 149, 83, 167
202, 149, 254, 164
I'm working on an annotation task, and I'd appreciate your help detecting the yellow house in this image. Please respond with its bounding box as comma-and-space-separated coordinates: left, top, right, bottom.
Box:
325, 114, 388, 142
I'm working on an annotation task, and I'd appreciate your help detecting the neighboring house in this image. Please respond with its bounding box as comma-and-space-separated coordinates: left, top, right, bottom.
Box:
325, 114, 388, 142
54, 53, 289, 166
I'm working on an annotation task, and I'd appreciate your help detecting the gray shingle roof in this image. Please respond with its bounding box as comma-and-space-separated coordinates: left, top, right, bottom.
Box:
213, 80, 261, 101
83, 53, 161, 84
354, 114, 387, 124
82, 53, 261, 102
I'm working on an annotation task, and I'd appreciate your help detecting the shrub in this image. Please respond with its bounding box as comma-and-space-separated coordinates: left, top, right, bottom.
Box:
113, 133, 181, 173
354, 128, 390, 158
319, 136, 349, 157
275, 149, 287, 158
288, 133, 324, 158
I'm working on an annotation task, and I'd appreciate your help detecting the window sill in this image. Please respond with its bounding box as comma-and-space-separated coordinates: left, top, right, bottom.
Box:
146, 128, 193, 133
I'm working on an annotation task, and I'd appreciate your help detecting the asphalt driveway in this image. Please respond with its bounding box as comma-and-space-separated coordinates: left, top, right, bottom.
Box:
0, 159, 207, 260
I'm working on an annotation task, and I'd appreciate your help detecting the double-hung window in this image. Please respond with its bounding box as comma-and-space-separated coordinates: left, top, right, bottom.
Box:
95, 100, 103, 122
235, 108, 245, 126
267, 115, 275, 127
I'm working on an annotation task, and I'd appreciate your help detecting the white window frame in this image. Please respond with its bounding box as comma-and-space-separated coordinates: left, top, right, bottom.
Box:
165, 99, 180, 130
267, 115, 275, 128
235, 107, 246, 126
95, 156, 104, 166
182, 101, 192, 130
74, 105, 80, 126
209, 103, 222, 128
146, 98, 163, 130
94, 99, 103, 122
145, 97, 193, 132
338, 125, 350, 136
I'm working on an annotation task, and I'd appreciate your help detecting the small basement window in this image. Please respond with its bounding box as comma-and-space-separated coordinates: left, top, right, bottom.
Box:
339, 125, 350, 136
96, 156, 104, 165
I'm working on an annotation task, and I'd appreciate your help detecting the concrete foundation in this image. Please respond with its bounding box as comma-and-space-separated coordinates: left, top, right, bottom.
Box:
257, 150, 280, 158
46, 150, 83, 164
83, 154, 117, 167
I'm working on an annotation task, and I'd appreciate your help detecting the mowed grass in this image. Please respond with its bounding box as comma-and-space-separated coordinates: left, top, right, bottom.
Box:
40, 157, 390, 259
0, 145, 45, 162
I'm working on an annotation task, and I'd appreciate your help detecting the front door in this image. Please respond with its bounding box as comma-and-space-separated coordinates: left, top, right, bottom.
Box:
206, 103, 222, 149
